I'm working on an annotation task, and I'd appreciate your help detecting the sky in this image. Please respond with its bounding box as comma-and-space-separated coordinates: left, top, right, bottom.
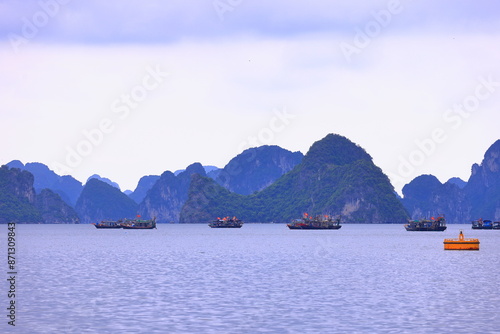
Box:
1, 0, 499, 194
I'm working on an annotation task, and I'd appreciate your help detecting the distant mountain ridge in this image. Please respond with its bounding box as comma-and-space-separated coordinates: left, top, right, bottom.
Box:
215, 145, 303, 195
401, 175, 470, 223
447, 177, 467, 189
0, 165, 80, 223
180, 134, 409, 223
75, 178, 138, 224
128, 175, 161, 204
3, 136, 499, 224
174, 165, 219, 176
465, 139, 500, 220
6, 160, 83, 206
138, 163, 207, 223
128, 166, 217, 205
87, 174, 121, 190
401, 139, 500, 222
136, 146, 305, 223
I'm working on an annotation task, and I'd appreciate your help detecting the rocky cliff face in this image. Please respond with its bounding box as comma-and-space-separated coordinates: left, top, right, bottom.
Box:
129, 175, 160, 204
215, 146, 303, 195
36, 189, 80, 224
401, 175, 470, 223
401, 139, 500, 222
1, 165, 37, 203
75, 178, 138, 224
0, 165, 79, 223
0, 165, 41, 223
6, 160, 83, 206
180, 134, 409, 223
138, 163, 206, 223
465, 140, 500, 220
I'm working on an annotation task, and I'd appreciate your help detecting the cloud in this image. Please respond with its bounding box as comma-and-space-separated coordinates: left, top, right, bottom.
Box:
2, 25, 499, 191
1, 0, 499, 192
1, 0, 499, 45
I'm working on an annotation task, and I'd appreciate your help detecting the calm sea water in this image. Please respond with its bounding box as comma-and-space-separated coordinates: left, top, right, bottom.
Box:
2, 224, 500, 334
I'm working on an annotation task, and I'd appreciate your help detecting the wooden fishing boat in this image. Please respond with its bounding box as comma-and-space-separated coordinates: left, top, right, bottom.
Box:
209, 217, 243, 228
405, 216, 447, 231
287, 213, 342, 230
471, 218, 500, 229
121, 217, 156, 229
93, 220, 123, 229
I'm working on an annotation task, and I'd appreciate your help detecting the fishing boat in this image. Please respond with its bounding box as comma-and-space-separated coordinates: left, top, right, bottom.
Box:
209, 217, 243, 228
121, 216, 156, 229
287, 213, 342, 230
93, 220, 123, 229
444, 230, 480, 250
405, 216, 447, 231
471, 218, 500, 229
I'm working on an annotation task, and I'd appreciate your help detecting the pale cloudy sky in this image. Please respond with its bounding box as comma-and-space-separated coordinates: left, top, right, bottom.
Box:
1, 0, 499, 193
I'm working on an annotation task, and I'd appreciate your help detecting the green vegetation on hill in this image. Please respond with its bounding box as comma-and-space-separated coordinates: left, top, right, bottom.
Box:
138, 162, 207, 223
0, 165, 42, 223
180, 134, 409, 223
0, 191, 42, 223
6, 160, 83, 206
37, 189, 80, 224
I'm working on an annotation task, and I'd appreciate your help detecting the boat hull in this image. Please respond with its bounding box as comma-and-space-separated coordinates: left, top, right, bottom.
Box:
405, 226, 447, 232
94, 218, 156, 229
208, 217, 243, 228
287, 224, 341, 230
471, 221, 500, 229
471, 219, 500, 229
93, 221, 123, 229
121, 226, 156, 229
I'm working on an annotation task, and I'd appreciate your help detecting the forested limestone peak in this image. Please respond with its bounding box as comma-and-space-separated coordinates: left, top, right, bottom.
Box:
302, 134, 372, 169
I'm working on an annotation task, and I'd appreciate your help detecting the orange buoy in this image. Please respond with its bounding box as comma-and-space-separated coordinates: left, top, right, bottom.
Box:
443, 230, 479, 250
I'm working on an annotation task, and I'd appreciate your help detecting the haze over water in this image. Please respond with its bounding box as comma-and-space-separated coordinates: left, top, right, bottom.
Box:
4, 224, 500, 333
